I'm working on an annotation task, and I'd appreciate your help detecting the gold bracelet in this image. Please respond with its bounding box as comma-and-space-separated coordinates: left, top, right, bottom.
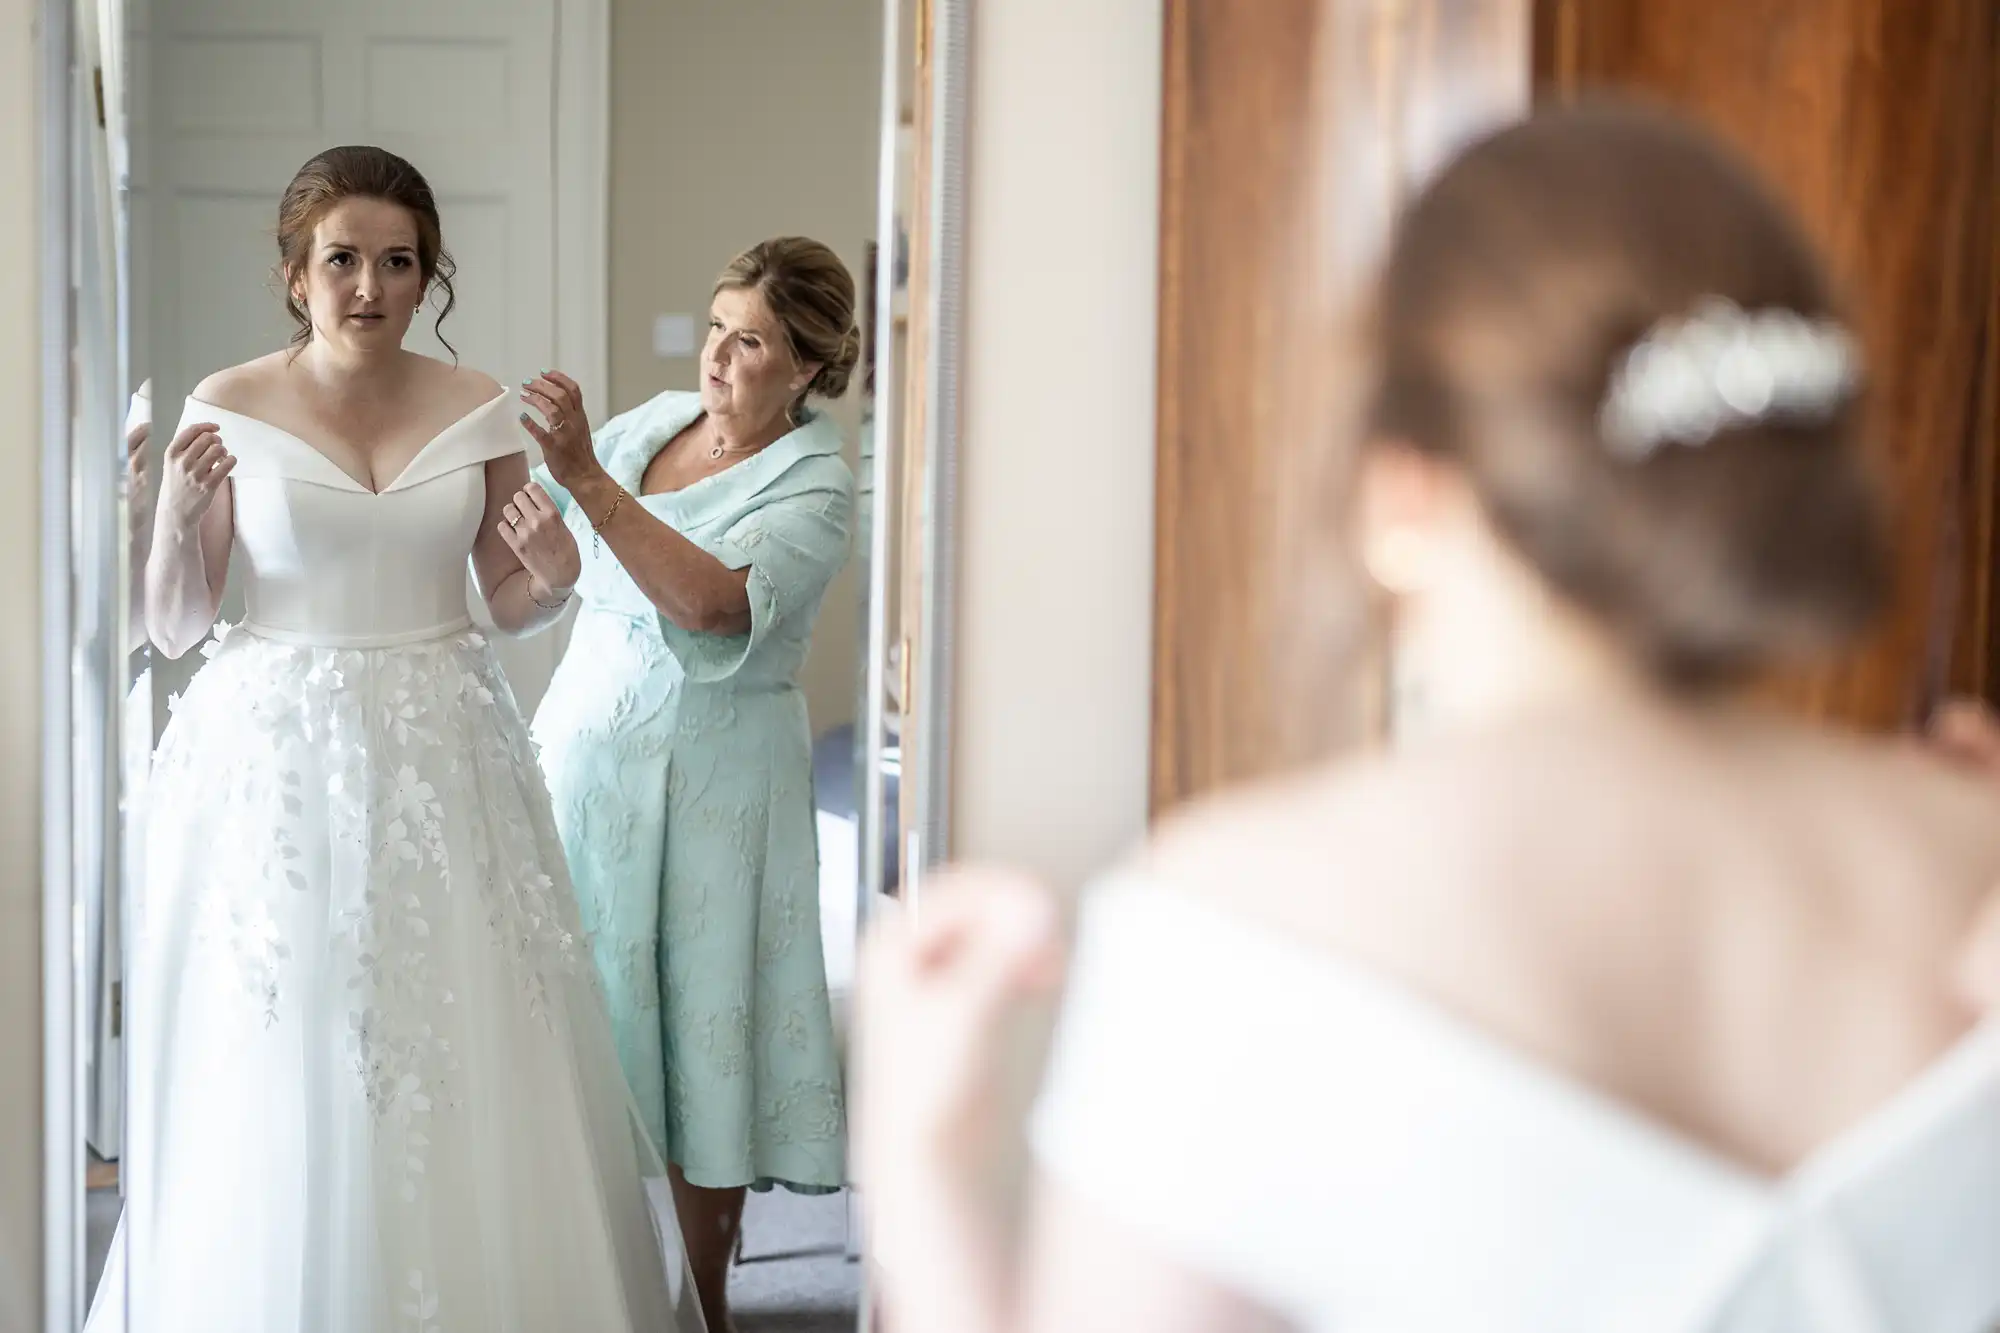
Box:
589, 487, 628, 552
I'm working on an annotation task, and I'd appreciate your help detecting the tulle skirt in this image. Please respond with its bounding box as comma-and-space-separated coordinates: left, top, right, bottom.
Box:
91, 622, 704, 1333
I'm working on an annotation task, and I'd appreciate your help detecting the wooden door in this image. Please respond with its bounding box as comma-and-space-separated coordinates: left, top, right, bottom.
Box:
1149, 0, 1530, 812
1151, 0, 2000, 814
1537, 0, 2000, 730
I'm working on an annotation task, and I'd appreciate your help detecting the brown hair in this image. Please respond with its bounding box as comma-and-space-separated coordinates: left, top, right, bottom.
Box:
276, 146, 458, 358
716, 237, 862, 416
1365, 101, 1886, 691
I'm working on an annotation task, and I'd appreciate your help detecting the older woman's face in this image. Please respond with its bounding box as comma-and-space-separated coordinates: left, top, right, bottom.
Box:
701, 285, 815, 431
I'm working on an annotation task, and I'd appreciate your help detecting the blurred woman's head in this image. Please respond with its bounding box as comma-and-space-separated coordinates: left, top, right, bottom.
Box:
1356, 102, 1884, 701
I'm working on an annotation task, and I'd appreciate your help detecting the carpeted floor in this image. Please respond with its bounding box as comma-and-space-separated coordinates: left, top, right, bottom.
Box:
84, 1182, 861, 1330
87, 1185, 119, 1305
730, 1187, 862, 1333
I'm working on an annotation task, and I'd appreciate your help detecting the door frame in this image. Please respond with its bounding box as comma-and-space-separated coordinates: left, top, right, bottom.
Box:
553, 0, 610, 421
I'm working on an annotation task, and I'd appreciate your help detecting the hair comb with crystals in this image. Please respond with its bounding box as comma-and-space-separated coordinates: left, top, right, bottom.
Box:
1598, 297, 1860, 461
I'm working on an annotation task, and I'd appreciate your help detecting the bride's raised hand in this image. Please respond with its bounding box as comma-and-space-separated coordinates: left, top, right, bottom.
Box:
499, 482, 580, 599
159, 421, 233, 529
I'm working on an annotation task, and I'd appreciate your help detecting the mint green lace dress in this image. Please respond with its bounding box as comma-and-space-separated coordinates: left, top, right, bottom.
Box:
530, 390, 851, 1192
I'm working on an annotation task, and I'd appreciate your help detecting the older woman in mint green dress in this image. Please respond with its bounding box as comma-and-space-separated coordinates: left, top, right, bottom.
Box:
512, 238, 859, 1332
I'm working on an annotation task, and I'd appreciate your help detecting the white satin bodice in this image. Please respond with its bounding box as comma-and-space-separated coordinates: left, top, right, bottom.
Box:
1033, 880, 2000, 1333
182, 392, 525, 647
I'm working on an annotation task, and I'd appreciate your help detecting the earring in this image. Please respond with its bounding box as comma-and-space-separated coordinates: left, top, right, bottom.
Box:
1367, 529, 1434, 594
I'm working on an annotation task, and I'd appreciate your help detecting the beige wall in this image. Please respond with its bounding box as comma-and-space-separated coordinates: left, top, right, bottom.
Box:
951, 0, 1163, 888
607, 0, 883, 734
0, 0, 43, 1321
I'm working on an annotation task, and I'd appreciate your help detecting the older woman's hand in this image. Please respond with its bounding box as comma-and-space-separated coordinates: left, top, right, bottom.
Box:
520, 370, 602, 490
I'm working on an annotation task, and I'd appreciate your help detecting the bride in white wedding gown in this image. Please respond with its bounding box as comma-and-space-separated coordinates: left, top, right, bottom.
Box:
91, 146, 705, 1333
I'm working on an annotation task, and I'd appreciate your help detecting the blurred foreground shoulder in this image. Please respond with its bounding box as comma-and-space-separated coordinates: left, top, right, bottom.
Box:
1130, 745, 1433, 942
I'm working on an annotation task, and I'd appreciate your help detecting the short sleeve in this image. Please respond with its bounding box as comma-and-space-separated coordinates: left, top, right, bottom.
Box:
1033, 879, 1225, 1203
657, 484, 854, 683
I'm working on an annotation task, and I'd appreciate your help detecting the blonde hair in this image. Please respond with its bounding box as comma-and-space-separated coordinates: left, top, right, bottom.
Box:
716, 237, 862, 412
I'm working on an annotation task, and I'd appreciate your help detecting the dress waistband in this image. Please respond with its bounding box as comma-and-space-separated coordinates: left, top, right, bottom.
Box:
237, 616, 476, 650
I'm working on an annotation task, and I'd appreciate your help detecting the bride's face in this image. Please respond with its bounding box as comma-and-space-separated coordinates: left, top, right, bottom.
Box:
701, 285, 818, 433
292, 197, 428, 353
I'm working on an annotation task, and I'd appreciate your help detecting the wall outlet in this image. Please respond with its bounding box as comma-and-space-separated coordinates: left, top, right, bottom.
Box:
653, 313, 698, 359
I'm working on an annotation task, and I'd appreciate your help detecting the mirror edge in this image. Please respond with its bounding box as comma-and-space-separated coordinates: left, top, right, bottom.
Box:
906, 0, 971, 892
38, 0, 84, 1325
860, 0, 903, 951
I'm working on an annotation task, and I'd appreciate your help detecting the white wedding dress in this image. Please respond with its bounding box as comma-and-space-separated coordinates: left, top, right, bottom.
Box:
90, 391, 705, 1333
1034, 879, 2000, 1332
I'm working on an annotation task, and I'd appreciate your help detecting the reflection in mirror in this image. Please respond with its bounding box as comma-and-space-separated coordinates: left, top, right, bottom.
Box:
73, 0, 924, 1329
56, 0, 140, 1320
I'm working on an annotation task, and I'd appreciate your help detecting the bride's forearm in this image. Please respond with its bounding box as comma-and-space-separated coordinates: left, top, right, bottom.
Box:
126, 535, 151, 656
144, 516, 219, 660
484, 567, 571, 636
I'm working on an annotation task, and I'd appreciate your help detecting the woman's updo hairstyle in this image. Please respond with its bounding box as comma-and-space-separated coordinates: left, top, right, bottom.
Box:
1366, 101, 1887, 692
716, 237, 862, 418
275, 145, 458, 358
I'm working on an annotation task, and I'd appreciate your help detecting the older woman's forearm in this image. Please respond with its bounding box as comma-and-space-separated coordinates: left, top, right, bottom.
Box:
569, 472, 752, 634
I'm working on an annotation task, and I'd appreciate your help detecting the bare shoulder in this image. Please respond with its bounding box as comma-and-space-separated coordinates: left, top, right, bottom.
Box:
1134, 748, 1442, 947
1133, 710, 2000, 970
1772, 721, 2000, 904
407, 354, 503, 414
190, 352, 293, 415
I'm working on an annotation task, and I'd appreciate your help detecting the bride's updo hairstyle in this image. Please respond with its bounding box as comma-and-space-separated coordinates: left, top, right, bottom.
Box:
1364, 102, 1887, 691
275, 145, 459, 358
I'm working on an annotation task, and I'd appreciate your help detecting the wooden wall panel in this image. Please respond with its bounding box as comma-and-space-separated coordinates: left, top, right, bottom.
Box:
1536, 0, 2000, 728
1150, 0, 1325, 812
1150, 0, 1529, 812
1959, 228, 2000, 702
